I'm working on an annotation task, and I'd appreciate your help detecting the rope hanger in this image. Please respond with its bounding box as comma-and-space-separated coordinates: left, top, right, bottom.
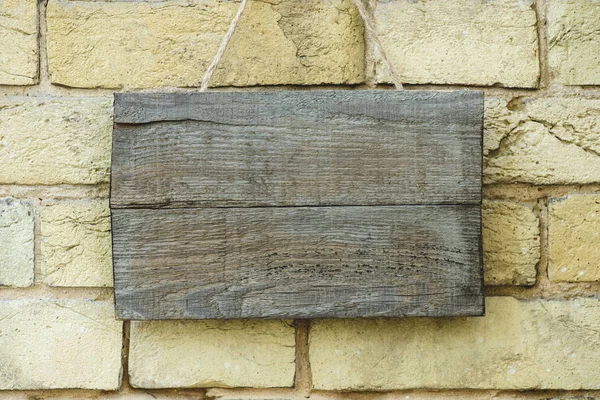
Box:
200, 0, 403, 91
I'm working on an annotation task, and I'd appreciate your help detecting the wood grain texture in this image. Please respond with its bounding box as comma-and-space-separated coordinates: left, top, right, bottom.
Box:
111, 90, 482, 208
113, 206, 484, 319
111, 90, 484, 319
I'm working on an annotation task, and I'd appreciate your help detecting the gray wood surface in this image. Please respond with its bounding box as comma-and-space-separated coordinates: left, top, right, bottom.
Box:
111, 90, 482, 208
111, 90, 484, 319
113, 205, 484, 319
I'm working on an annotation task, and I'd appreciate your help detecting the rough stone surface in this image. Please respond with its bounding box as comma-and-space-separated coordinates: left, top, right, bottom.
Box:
0, 0, 38, 85
41, 199, 112, 287
46, 0, 364, 89
0, 198, 34, 287
374, 0, 539, 88
0, 394, 198, 400
129, 320, 295, 388
310, 297, 600, 390
482, 200, 539, 286
549, 195, 600, 282
547, 0, 600, 85
0, 97, 112, 185
0, 299, 122, 390
484, 97, 600, 184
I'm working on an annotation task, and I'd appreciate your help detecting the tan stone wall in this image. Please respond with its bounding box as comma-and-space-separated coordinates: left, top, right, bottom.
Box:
0, 0, 599, 398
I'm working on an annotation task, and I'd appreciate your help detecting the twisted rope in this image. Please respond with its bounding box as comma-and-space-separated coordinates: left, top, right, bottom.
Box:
350, 0, 403, 89
200, 0, 402, 90
200, 0, 249, 91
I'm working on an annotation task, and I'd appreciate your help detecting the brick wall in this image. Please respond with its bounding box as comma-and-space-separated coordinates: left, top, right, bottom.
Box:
0, 0, 599, 398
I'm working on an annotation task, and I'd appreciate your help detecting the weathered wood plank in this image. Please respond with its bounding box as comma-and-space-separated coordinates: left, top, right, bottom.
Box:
111, 90, 482, 208
114, 90, 483, 125
113, 206, 484, 319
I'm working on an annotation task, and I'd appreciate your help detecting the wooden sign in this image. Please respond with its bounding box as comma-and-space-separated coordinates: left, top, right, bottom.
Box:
111, 90, 484, 320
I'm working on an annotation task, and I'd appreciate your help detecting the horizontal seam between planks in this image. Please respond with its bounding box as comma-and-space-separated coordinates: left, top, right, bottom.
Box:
110, 203, 482, 210
112, 119, 483, 131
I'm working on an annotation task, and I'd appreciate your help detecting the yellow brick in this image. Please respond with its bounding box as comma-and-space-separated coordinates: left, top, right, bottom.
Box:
484, 97, 600, 184
548, 0, 600, 85
0, 299, 122, 390
0, 198, 34, 287
41, 200, 112, 287
0, 97, 112, 185
483, 201, 539, 286
310, 297, 600, 390
549, 195, 600, 282
129, 320, 295, 388
0, 0, 38, 85
374, 0, 539, 87
46, 0, 364, 89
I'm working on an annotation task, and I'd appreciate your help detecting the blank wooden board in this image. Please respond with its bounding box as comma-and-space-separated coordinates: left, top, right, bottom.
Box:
111, 90, 484, 320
